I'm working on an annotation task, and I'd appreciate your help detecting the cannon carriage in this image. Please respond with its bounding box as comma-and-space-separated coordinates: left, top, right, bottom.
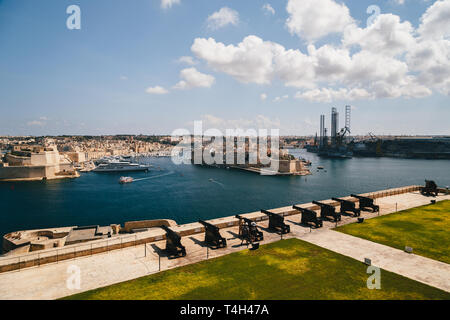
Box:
292, 205, 323, 228
198, 220, 227, 249
332, 197, 361, 217
235, 215, 264, 246
260, 209, 290, 234
160, 225, 186, 258
351, 194, 380, 212
421, 180, 439, 197
312, 201, 341, 222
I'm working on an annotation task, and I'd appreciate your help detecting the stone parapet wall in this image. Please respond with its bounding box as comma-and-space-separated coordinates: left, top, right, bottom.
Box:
0, 185, 423, 273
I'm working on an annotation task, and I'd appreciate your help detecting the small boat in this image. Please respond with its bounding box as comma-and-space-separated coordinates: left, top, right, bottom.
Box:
119, 176, 134, 184
317, 166, 324, 170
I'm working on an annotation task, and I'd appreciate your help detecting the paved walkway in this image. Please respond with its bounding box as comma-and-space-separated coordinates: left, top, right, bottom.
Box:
298, 229, 450, 292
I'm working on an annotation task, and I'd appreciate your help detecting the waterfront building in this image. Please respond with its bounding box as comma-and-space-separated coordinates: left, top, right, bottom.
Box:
0, 144, 79, 181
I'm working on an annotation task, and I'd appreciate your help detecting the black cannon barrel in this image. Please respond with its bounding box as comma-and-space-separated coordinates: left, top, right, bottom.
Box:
351, 194, 379, 213
261, 209, 277, 216
332, 197, 360, 217
292, 205, 316, 215
261, 209, 289, 234
198, 220, 219, 231
292, 205, 323, 228
351, 194, 369, 200
160, 225, 186, 257
160, 225, 182, 242
422, 180, 439, 196
199, 220, 227, 249
312, 200, 334, 208
235, 214, 254, 224
312, 200, 341, 222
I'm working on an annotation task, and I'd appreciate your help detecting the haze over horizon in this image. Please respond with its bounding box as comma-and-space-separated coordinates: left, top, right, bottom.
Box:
1, 0, 449, 136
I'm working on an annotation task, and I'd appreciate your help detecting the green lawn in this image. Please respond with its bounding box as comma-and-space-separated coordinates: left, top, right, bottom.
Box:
64, 238, 449, 300
336, 200, 450, 264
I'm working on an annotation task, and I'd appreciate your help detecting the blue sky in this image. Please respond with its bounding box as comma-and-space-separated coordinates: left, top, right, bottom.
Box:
0, 0, 449, 136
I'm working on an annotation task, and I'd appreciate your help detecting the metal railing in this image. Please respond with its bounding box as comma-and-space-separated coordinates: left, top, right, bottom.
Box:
0, 233, 143, 273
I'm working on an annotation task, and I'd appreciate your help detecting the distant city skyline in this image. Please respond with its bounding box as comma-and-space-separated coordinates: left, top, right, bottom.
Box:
0, 0, 449, 136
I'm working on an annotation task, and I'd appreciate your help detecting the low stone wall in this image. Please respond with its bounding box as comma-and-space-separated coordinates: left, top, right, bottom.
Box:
123, 219, 177, 233
0, 185, 423, 273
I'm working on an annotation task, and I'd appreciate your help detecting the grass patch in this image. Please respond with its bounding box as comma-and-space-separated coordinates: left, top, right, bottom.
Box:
336, 200, 450, 264
64, 238, 449, 300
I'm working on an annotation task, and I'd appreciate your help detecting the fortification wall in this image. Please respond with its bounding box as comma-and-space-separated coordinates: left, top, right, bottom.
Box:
0, 185, 425, 273
0, 166, 47, 180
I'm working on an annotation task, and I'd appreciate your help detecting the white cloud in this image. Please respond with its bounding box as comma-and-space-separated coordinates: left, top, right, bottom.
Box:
207, 7, 239, 30
191, 1, 449, 100
161, 0, 180, 9
192, 36, 286, 85
260, 93, 267, 101
286, 0, 354, 42
120, 75, 128, 80
295, 88, 373, 103
173, 67, 215, 89
27, 120, 45, 126
262, 4, 275, 15
418, 0, 450, 40
273, 95, 289, 102
177, 56, 197, 65
343, 14, 416, 56
146, 86, 169, 94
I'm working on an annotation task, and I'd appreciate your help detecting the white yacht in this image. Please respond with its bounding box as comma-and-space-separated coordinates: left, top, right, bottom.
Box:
93, 160, 149, 172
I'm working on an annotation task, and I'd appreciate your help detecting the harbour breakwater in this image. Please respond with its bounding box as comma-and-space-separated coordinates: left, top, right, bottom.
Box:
0, 185, 436, 273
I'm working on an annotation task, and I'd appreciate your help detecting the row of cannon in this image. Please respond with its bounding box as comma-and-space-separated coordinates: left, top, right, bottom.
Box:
158, 194, 380, 258
159, 180, 442, 258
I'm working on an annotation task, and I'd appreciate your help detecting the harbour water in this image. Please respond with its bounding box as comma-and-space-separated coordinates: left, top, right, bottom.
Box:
1, 150, 449, 241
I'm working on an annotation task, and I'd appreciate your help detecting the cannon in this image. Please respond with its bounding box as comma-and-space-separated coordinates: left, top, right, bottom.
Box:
260, 209, 290, 234
312, 201, 341, 222
235, 215, 264, 245
351, 194, 380, 212
292, 205, 323, 228
421, 180, 438, 197
160, 225, 186, 258
198, 220, 227, 249
332, 197, 361, 217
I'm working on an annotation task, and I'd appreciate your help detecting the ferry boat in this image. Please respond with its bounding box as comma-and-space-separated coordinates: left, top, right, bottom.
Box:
93, 160, 149, 172
119, 176, 134, 184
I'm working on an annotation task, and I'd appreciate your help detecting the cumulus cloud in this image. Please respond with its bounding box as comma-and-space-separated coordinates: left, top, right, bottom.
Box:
207, 7, 239, 30
173, 67, 215, 89
260, 93, 268, 101
190, 0, 450, 101
146, 86, 169, 94
161, 0, 180, 9
418, 0, 450, 40
177, 56, 197, 65
262, 4, 275, 15
342, 14, 416, 56
192, 36, 285, 85
286, 0, 354, 42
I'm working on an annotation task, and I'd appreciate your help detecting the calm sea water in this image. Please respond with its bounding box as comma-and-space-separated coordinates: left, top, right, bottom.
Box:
1, 150, 449, 241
